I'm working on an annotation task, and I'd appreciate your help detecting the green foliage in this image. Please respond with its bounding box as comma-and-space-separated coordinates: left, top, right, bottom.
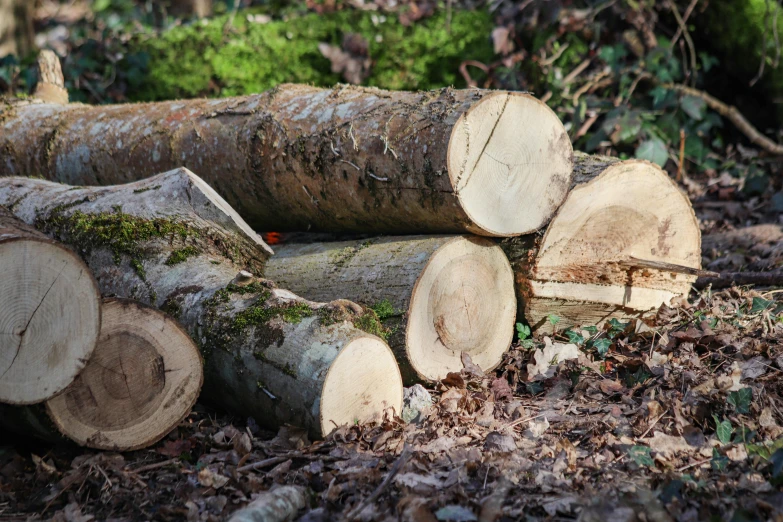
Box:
627, 445, 654, 467
728, 387, 753, 414
127, 9, 493, 101
591, 338, 611, 358
713, 415, 734, 444
516, 322, 534, 349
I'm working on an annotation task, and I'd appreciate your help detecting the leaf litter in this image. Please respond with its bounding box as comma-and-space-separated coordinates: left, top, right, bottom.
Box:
0, 286, 780, 520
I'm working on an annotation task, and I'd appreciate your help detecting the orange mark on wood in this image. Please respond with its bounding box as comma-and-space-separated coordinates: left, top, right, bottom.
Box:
263, 232, 282, 245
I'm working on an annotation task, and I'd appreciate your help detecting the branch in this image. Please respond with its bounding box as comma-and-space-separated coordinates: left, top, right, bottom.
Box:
664, 83, 783, 155
695, 270, 783, 290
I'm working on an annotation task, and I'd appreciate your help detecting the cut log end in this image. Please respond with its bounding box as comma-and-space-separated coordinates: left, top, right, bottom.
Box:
320, 334, 402, 436
406, 237, 516, 380
448, 92, 573, 236
46, 299, 203, 451
0, 236, 101, 405
525, 160, 701, 332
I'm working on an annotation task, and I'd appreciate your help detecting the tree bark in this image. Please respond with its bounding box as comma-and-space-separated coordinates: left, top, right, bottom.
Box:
264, 235, 516, 383
0, 84, 573, 237
0, 207, 101, 405
0, 170, 403, 438
501, 153, 702, 333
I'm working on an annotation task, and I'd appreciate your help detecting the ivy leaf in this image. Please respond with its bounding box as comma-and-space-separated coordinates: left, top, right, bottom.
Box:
728, 388, 753, 414
627, 445, 654, 467
680, 95, 707, 120
635, 138, 669, 167
547, 314, 561, 326
714, 415, 734, 444
770, 448, 783, 478
711, 448, 728, 471
564, 328, 585, 345
751, 297, 773, 314
592, 338, 611, 358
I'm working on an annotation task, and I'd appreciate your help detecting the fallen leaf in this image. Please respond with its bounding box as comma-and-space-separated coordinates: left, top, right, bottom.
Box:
527, 338, 579, 380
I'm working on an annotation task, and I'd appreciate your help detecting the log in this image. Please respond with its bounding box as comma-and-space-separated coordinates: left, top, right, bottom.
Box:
0, 298, 203, 451
0, 169, 403, 437
264, 236, 516, 383
46, 298, 204, 450
0, 207, 101, 405
0, 84, 573, 237
502, 153, 702, 333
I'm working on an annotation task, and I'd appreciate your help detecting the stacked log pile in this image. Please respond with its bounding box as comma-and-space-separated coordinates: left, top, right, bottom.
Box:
0, 53, 706, 449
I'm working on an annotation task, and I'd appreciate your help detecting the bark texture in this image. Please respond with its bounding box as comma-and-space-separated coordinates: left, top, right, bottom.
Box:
0, 172, 402, 438
502, 153, 702, 333
264, 235, 516, 383
0, 84, 572, 236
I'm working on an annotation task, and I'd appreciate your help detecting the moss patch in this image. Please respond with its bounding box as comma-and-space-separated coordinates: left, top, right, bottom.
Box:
37, 207, 196, 268
353, 309, 392, 341
165, 245, 200, 265
125, 9, 493, 101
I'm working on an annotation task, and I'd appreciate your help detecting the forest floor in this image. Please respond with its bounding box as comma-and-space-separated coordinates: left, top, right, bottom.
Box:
1, 1, 783, 520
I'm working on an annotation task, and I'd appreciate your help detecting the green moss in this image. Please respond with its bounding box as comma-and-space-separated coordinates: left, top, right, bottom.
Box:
165, 245, 200, 265
371, 298, 399, 320
353, 309, 391, 341
37, 208, 197, 268
125, 9, 493, 101
161, 298, 183, 319
133, 185, 161, 194
130, 258, 147, 281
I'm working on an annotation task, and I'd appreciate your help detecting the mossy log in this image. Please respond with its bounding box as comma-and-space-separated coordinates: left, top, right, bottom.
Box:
0, 169, 403, 438
0, 84, 573, 237
264, 236, 516, 383
501, 153, 702, 333
0, 207, 101, 405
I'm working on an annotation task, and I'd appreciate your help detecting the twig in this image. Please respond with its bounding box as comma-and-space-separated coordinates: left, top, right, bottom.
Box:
502, 412, 548, 430
130, 458, 179, 474
459, 60, 489, 88
664, 83, 783, 155
669, 0, 697, 86
638, 410, 668, 439
676, 457, 712, 472
677, 128, 686, 181
346, 446, 412, 520
223, 0, 241, 36
367, 172, 389, 182
574, 112, 599, 140
563, 59, 592, 86
671, 0, 699, 49
540, 43, 570, 67
237, 455, 290, 473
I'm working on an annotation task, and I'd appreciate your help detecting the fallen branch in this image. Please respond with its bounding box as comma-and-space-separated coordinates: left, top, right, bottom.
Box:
664, 83, 783, 155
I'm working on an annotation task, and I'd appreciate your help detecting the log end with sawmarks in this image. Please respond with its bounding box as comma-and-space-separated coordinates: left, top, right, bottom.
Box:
265, 235, 517, 383
46, 298, 204, 451
0, 208, 101, 405
504, 156, 702, 333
